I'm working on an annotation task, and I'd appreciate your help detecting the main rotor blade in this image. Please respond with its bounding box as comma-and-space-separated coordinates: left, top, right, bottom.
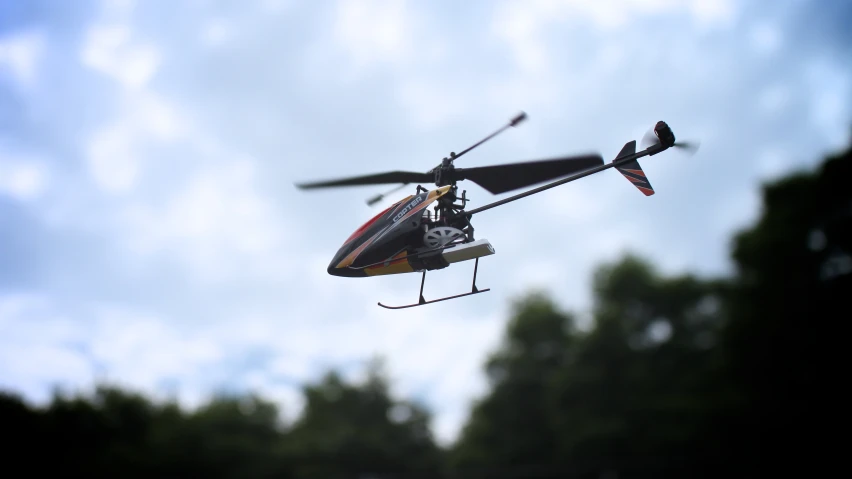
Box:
455, 154, 605, 194
295, 171, 433, 189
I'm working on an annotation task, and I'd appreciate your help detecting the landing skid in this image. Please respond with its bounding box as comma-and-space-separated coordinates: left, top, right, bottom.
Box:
378, 257, 490, 310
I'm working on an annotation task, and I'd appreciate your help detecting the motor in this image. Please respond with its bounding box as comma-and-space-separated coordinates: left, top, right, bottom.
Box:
654, 120, 676, 148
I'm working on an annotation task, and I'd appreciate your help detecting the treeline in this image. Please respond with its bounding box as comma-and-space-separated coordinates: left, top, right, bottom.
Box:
3, 140, 849, 477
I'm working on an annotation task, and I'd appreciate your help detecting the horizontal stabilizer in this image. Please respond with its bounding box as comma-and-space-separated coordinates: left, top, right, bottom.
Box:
613, 140, 654, 196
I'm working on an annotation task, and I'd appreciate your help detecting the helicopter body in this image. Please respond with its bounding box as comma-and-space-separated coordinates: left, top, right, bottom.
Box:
328, 185, 496, 278
297, 115, 697, 309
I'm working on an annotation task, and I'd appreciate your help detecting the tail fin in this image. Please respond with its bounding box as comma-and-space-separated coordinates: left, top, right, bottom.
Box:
613, 140, 655, 196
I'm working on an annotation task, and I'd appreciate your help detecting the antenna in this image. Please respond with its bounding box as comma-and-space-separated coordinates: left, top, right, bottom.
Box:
449, 111, 527, 163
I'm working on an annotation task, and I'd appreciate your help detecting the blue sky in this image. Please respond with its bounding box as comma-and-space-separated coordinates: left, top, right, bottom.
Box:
1, 0, 850, 444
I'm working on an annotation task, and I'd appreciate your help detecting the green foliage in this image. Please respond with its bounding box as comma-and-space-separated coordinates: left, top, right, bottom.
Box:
2, 369, 444, 478
451, 293, 574, 475
451, 254, 727, 477
719, 141, 852, 471
287, 363, 445, 478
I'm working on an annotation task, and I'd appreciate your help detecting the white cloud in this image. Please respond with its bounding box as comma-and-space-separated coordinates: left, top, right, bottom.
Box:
804, 61, 851, 150
85, 92, 186, 193
0, 294, 92, 404
333, 0, 415, 70
120, 156, 290, 282
554, 0, 678, 30
260, 0, 292, 14
81, 23, 160, 90
0, 154, 49, 202
88, 306, 224, 389
708, 183, 760, 238
758, 83, 790, 114
395, 80, 468, 130
201, 18, 234, 47
0, 29, 46, 89
750, 22, 783, 55
486, 0, 687, 106
491, 2, 551, 75
77, 2, 181, 194
491, 0, 683, 54
689, 0, 737, 29
86, 122, 141, 192
0, 294, 290, 411
489, 0, 737, 35
539, 180, 609, 223
102, 0, 137, 17
756, 148, 791, 180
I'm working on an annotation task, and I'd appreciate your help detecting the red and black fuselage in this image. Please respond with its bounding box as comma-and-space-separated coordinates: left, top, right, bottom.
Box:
327, 186, 453, 277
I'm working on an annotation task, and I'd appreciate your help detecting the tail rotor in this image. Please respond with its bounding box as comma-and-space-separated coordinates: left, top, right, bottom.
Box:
640, 121, 701, 156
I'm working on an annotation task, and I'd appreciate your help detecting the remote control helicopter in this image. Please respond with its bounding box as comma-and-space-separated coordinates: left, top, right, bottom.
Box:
296, 113, 698, 309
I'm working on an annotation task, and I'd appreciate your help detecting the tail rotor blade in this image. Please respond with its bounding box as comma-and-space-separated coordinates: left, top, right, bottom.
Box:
673, 141, 701, 155
640, 126, 661, 150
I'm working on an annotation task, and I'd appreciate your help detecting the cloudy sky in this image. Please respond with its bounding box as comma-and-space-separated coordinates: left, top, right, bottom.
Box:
1, 0, 850, 444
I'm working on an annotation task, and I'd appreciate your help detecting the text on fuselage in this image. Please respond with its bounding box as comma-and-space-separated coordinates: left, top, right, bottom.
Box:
393, 196, 423, 223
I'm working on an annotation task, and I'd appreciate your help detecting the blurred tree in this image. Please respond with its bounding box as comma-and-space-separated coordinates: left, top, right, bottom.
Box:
286, 358, 446, 479
40, 386, 161, 476
450, 292, 578, 477
10, 385, 292, 477
550, 255, 726, 477
721, 139, 851, 473
0, 366, 445, 478
450, 257, 731, 478
158, 393, 291, 478
0, 392, 44, 472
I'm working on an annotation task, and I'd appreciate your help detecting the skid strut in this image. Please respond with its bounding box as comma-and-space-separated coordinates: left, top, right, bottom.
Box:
378, 257, 490, 310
